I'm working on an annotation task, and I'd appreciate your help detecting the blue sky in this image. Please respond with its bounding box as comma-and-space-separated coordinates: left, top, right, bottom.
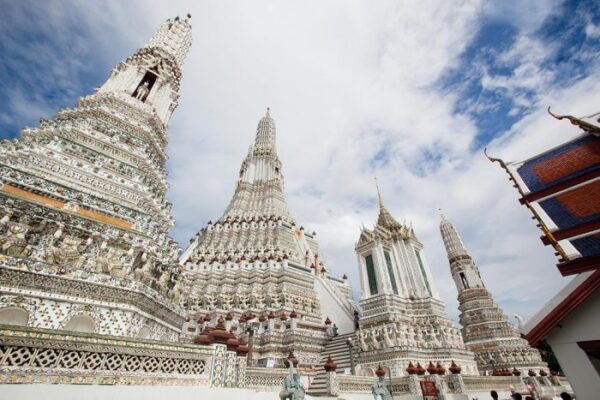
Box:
1, 0, 599, 323
439, 0, 599, 146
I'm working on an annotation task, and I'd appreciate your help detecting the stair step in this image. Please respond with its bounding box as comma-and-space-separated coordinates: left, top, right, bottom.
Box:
307, 332, 358, 396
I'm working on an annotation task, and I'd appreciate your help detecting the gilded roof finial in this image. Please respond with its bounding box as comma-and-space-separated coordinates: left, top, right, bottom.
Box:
483, 147, 505, 165
374, 177, 384, 209
547, 106, 600, 135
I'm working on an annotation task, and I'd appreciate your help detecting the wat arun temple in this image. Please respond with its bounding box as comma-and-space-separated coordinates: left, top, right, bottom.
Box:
0, 16, 572, 400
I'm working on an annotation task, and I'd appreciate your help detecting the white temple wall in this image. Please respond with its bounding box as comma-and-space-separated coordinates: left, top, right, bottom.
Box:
546, 289, 600, 400
356, 253, 368, 298
0, 385, 283, 400
0, 291, 179, 341
389, 243, 408, 296
409, 242, 439, 300
313, 276, 354, 334
99, 64, 138, 94
395, 239, 420, 297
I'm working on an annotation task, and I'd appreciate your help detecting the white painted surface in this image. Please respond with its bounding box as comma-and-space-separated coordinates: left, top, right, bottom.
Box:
1, 385, 288, 400
314, 276, 354, 334
522, 270, 591, 335
0, 385, 537, 400
546, 287, 600, 400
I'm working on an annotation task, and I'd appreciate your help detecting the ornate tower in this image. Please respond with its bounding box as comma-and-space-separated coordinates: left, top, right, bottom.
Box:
180, 109, 356, 367
353, 187, 478, 377
0, 16, 192, 340
439, 213, 547, 375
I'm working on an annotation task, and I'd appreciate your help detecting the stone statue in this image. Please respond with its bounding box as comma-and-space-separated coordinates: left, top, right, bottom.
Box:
95, 240, 113, 274
279, 362, 305, 400
134, 81, 150, 101
371, 376, 392, 400
383, 326, 394, 348
134, 248, 156, 285
155, 265, 171, 292
359, 330, 369, 352
57, 235, 84, 267
0, 215, 31, 257
168, 282, 182, 303
370, 329, 380, 349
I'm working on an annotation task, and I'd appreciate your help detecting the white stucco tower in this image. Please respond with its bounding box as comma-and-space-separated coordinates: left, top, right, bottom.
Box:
440, 213, 547, 375
353, 187, 478, 377
180, 109, 356, 367
356, 189, 439, 301
98, 15, 192, 125
0, 16, 193, 340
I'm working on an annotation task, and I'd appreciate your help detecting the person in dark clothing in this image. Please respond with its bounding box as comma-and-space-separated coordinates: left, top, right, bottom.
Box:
511, 393, 522, 400
560, 392, 573, 400
490, 390, 498, 400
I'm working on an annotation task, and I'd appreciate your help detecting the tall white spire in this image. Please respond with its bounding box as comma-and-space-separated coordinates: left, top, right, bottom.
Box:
146, 14, 193, 66
439, 212, 469, 260
97, 15, 193, 125
439, 213, 484, 292
219, 109, 290, 221
253, 107, 276, 153
438, 213, 548, 374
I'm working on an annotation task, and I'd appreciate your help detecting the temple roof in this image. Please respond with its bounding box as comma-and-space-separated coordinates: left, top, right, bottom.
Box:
548, 107, 600, 136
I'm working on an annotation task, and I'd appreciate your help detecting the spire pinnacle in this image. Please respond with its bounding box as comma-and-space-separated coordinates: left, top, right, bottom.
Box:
146, 16, 193, 66
375, 177, 384, 209
266, 107, 271, 117
439, 212, 469, 259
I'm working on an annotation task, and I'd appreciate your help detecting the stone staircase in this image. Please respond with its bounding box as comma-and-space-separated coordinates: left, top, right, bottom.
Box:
307, 332, 356, 397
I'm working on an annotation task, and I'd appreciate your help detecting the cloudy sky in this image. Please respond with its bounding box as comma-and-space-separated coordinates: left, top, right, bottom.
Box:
1, 0, 599, 323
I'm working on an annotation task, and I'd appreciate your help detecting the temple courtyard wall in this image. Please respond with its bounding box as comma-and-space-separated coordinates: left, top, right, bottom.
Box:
542, 287, 600, 400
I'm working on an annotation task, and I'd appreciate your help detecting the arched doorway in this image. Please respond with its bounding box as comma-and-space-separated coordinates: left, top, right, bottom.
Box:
63, 315, 96, 333
137, 326, 151, 339
0, 307, 29, 326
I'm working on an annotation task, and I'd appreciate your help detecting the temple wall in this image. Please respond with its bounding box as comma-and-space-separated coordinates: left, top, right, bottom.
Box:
0, 385, 281, 400
314, 276, 354, 334
546, 288, 600, 400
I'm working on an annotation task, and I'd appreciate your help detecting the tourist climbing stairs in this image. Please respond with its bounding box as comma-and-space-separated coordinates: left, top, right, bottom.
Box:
307, 332, 356, 397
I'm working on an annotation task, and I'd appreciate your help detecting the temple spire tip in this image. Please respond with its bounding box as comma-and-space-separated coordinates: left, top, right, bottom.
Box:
439, 208, 446, 221
374, 177, 383, 209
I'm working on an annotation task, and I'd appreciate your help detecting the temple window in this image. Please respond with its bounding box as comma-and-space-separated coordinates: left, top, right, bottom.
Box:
460, 272, 469, 289
63, 314, 95, 333
415, 250, 432, 296
384, 251, 399, 295
132, 67, 159, 103
0, 307, 29, 326
365, 254, 378, 295
137, 326, 151, 339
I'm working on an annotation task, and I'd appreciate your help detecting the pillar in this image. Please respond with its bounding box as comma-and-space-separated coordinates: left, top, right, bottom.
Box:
209, 344, 227, 387
407, 375, 423, 395
446, 374, 466, 394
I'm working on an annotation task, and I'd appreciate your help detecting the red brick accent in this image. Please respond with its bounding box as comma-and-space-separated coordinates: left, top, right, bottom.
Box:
521, 169, 600, 204
556, 180, 600, 218
532, 141, 600, 184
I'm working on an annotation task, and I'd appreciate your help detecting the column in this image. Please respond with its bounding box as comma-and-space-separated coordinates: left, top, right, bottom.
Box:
209, 344, 227, 387
236, 355, 247, 388
326, 371, 339, 396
